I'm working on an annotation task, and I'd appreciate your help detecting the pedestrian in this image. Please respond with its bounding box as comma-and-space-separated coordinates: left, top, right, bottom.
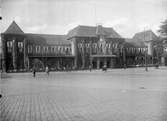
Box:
89, 65, 92, 72
45, 66, 49, 75
103, 65, 107, 72
155, 63, 159, 69
0, 94, 2, 98
32, 66, 36, 77
123, 64, 126, 69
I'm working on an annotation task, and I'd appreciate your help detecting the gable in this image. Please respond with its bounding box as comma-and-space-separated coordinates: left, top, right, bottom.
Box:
4, 21, 24, 34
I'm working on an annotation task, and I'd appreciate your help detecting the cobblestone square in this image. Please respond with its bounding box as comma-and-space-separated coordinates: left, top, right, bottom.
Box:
1, 67, 167, 121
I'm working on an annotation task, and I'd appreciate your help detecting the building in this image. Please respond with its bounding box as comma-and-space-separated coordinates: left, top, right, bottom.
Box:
0, 21, 164, 72
1, 21, 74, 72
67, 25, 125, 69
160, 37, 167, 66
125, 30, 162, 67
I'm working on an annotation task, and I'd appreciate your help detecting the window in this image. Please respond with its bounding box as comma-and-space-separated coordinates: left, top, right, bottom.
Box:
58, 46, 62, 54
51, 47, 54, 53
18, 42, 23, 52
78, 43, 81, 48
35, 46, 38, 53
54, 46, 57, 53
28, 45, 33, 53
45, 46, 48, 53
63, 47, 65, 54
44, 46, 46, 53
7, 41, 12, 52
36, 46, 41, 53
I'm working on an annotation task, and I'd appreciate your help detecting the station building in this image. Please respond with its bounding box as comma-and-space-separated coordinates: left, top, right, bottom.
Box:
0, 21, 164, 72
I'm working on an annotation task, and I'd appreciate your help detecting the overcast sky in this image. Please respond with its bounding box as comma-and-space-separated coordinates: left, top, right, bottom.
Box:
0, 0, 167, 37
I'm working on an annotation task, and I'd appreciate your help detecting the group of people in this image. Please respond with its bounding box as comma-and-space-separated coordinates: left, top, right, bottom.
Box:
32, 66, 50, 77
32, 64, 109, 77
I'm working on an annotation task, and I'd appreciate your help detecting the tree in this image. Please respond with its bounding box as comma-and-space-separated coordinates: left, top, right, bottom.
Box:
159, 19, 167, 36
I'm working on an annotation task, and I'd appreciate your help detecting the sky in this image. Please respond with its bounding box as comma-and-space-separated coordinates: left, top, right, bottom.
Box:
0, 0, 167, 38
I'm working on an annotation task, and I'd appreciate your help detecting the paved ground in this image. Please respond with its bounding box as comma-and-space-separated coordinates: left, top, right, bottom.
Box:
1, 67, 167, 121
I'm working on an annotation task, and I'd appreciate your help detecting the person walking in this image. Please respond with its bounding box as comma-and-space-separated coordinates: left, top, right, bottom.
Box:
103, 65, 107, 72
89, 65, 92, 72
32, 66, 36, 77
45, 66, 49, 75
123, 64, 126, 69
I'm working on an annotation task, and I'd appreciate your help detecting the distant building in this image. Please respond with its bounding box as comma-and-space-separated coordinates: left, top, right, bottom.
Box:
1, 21, 74, 72
67, 25, 125, 69
160, 37, 167, 66
0, 21, 164, 72
124, 30, 162, 67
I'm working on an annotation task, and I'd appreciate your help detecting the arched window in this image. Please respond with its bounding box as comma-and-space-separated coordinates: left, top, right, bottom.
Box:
51, 46, 54, 53
58, 46, 62, 54
35, 46, 38, 53
28, 45, 33, 53
66, 47, 69, 54
46, 46, 48, 53
54, 46, 57, 53
7, 41, 12, 52
38, 46, 40, 53
42, 46, 45, 53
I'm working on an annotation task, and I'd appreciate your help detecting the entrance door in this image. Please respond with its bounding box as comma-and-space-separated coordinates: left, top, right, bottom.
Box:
100, 61, 103, 68
92, 61, 97, 69
107, 61, 110, 68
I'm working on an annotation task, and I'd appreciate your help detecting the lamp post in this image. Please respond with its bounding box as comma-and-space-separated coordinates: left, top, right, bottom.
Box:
156, 47, 159, 68
0, 15, 2, 98
143, 27, 148, 71
122, 42, 126, 69
145, 47, 148, 71
153, 44, 159, 68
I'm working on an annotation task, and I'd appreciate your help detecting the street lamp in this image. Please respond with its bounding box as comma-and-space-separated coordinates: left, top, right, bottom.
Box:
0, 16, 2, 98
143, 27, 148, 71
145, 47, 148, 71
122, 42, 126, 69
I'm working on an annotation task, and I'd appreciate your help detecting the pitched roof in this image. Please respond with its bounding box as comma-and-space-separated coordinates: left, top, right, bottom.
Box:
133, 30, 158, 42
4, 21, 24, 34
125, 38, 146, 47
67, 25, 122, 39
125, 30, 159, 47
25, 34, 70, 45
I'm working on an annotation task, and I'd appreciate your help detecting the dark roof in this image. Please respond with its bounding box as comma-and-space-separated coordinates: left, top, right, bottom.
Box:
4, 21, 24, 34
67, 25, 122, 39
25, 34, 70, 45
4, 21, 70, 45
124, 30, 159, 47
133, 30, 158, 42
125, 38, 146, 47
